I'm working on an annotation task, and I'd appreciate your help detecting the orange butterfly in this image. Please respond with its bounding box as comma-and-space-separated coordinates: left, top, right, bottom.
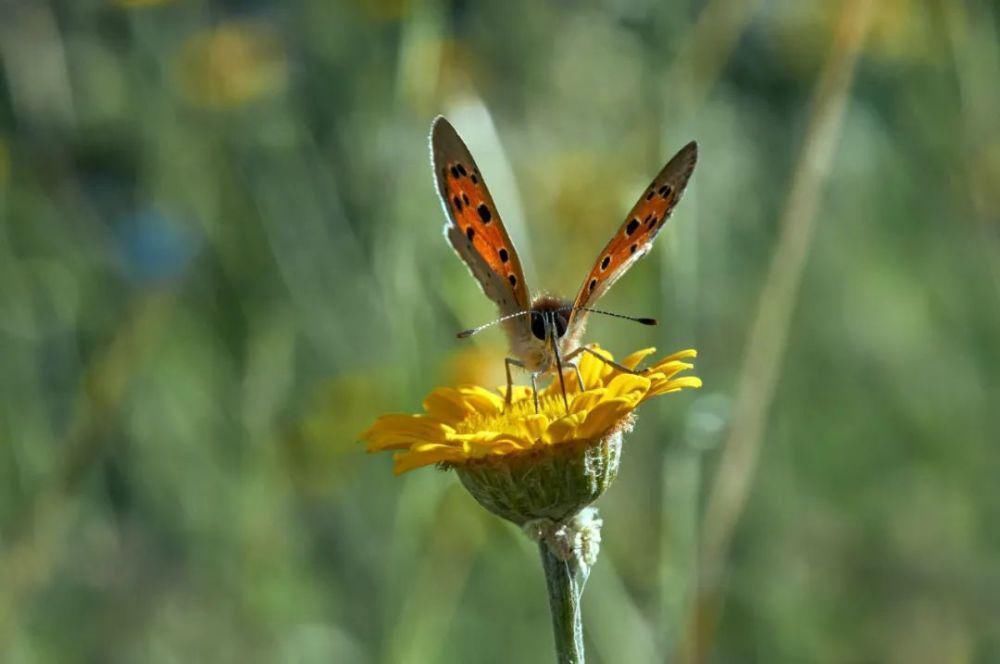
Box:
431, 116, 697, 412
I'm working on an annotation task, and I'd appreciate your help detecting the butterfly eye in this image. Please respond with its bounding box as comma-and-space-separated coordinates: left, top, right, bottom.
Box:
530, 312, 546, 340
554, 312, 568, 338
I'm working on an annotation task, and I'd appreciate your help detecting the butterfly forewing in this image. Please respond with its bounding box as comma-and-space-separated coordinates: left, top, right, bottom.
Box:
569, 141, 698, 325
431, 117, 531, 318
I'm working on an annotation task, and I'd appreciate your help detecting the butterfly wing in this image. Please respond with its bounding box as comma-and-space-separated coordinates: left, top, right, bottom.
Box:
430, 117, 531, 319
568, 141, 698, 329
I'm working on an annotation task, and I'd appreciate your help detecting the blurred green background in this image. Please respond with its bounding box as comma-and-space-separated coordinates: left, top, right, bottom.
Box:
1, 0, 998, 662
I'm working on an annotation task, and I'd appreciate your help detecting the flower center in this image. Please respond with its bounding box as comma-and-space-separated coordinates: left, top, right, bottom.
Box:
455, 390, 573, 436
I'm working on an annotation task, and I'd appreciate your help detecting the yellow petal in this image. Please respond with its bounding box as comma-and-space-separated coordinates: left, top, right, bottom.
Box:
523, 413, 550, 441
362, 415, 452, 451
644, 362, 695, 392
423, 388, 476, 421
453, 430, 533, 451
500, 384, 535, 406
570, 387, 607, 415
576, 399, 635, 440
393, 445, 468, 474
540, 370, 585, 399
647, 375, 703, 398
658, 348, 697, 363
603, 373, 651, 401
660, 361, 696, 380
578, 346, 614, 387
621, 347, 657, 371
465, 436, 523, 457
543, 412, 587, 444
457, 386, 505, 416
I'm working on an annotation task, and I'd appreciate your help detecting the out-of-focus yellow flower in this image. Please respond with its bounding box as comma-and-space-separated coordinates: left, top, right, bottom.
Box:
290, 371, 389, 495
443, 344, 506, 388
174, 22, 287, 109
362, 346, 700, 475
867, 0, 934, 62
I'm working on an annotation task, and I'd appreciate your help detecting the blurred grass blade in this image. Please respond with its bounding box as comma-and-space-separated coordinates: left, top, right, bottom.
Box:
682, 1, 875, 660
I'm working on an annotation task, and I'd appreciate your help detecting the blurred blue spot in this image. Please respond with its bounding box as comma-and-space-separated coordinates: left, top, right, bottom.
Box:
118, 207, 198, 283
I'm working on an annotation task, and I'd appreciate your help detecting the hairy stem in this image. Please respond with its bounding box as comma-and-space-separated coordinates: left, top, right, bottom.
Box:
539, 540, 588, 663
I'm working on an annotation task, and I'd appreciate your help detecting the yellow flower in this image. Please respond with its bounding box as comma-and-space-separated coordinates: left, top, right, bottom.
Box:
174, 23, 287, 109
362, 345, 699, 525
362, 346, 700, 474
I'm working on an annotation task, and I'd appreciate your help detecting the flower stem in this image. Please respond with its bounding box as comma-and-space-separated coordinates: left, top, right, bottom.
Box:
538, 539, 589, 663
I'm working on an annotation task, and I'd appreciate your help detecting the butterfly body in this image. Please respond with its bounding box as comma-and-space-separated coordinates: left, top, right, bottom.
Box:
431, 116, 697, 410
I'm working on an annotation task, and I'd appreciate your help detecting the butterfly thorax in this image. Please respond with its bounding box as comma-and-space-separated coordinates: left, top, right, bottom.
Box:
505, 295, 585, 373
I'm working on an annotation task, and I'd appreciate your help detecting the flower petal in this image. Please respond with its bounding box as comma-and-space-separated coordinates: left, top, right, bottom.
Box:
570, 387, 607, 415
658, 348, 698, 363
453, 430, 533, 451
621, 347, 657, 371
603, 373, 651, 401
393, 445, 469, 474
647, 375, 702, 398
456, 386, 505, 416
576, 399, 635, 440
577, 346, 614, 387
362, 415, 452, 451
423, 388, 476, 421
500, 384, 535, 406
543, 412, 587, 444
523, 413, 550, 442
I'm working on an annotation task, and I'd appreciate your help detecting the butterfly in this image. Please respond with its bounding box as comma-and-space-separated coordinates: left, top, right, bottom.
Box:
430, 116, 697, 412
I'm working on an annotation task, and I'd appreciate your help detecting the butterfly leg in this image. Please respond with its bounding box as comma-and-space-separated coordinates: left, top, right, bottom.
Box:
530, 372, 541, 414
566, 361, 586, 393
564, 345, 647, 376
504, 357, 527, 411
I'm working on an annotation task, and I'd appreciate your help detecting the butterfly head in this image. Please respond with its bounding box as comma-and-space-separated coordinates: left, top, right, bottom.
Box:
529, 296, 573, 342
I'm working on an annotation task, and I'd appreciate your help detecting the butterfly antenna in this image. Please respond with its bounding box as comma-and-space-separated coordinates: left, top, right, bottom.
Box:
564, 306, 657, 326
456, 310, 530, 338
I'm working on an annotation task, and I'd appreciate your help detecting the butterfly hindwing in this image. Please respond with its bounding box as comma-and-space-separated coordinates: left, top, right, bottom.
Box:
569, 141, 698, 326
431, 117, 530, 318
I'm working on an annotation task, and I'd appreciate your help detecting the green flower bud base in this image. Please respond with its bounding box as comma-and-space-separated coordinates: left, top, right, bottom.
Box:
454, 429, 623, 526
